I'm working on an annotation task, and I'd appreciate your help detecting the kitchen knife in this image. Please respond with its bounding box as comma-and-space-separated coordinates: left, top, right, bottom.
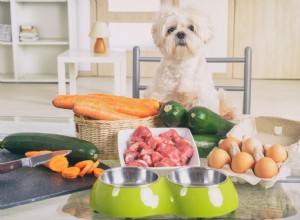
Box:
0, 150, 72, 174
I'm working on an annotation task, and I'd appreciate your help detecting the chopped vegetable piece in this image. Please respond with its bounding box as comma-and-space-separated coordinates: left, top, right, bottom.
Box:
78, 160, 94, 177
45, 155, 69, 172
61, 167, 80, 179
74, 160, 93, 169
25, 150, 52, 157
25, 150, 69, 172
86, 160, 100, 175
94, 168, 104, 178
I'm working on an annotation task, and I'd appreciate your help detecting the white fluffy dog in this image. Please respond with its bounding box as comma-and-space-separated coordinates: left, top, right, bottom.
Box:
144, 5, 235, 119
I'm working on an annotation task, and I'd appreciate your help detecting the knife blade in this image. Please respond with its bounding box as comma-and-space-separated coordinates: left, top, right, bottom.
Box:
0, 150, 72, 174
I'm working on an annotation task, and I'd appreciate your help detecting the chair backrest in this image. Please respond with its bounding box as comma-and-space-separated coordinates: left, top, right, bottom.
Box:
132, 46, 252, 114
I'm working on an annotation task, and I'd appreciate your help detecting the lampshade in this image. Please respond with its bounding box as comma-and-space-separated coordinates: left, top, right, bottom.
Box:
89, 22, 111, 38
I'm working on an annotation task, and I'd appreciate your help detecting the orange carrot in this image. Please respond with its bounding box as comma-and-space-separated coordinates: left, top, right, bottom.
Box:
73, 101, 140, 120
52, 95, 81, 109
25, 151, 39, 157
93, 168, 104, 178
98, 99, 159, 118
87, 94, 159, 117
89, 93, 160, 110
61, 167, 80, 179
73, 97, 158, 119
25, 150, 69, 172
74, 160, 93, 169
25, 150, 52, 157
45, 155, 69, 172
86, 160, 100, 175
78, 160, 94, 177
53, 94, 160, 117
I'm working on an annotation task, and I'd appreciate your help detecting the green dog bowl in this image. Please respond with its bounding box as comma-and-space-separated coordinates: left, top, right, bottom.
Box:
90, 166, 239, 218
90, 167, 174, 218
167, 166, 239, 218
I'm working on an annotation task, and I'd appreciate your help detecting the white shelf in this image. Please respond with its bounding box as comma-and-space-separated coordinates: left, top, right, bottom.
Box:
15, 0, 67, 2
18, 38, 69, 45
0, 41, 12, 45
0, 73, 15, 81
0, 0, 77, 83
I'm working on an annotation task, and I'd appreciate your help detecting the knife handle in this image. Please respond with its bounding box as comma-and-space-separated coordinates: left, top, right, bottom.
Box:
0, 160, 22, 174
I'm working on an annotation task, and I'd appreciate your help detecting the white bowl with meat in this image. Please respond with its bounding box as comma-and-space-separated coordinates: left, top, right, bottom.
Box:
118, 126, 200, 175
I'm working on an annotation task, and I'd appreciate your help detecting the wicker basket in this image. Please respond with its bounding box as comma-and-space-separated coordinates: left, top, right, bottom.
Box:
74, 114, 163, 160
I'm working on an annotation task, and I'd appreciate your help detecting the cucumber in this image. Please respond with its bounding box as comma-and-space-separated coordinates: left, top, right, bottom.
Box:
193, 134, 224, 158
0, 132, 99, 163
187, 106, 235, 135
159, 100, 187, 127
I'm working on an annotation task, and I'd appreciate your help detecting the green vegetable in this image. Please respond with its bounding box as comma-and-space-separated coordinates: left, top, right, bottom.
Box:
0, 132, 99, 163
193, 134, 224, 158
187, 106, 235, 135
159, 100, 187, 127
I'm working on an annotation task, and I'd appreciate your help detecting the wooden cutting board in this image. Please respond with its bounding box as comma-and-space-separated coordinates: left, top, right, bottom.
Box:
0, 149, 110, 210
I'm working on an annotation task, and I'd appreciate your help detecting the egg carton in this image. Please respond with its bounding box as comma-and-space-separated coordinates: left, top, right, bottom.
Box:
205, 116, 300, 189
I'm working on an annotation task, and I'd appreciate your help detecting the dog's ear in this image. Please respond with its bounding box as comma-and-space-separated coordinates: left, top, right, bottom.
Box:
185, 6, 214, 44
198, 16, 214, 45
152, 4, 177, 48
151, 16, 160, 47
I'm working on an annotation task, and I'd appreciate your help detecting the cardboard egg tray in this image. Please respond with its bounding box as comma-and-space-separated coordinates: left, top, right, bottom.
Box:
205, 116, 300, 189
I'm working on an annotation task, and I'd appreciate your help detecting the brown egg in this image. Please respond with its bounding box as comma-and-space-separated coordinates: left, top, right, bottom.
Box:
254, 157, 278, 178
219, 137, 242, 154
266, 144, 288, 163
208, 148, 231, 169
231, 152, 255, 173
241, 137, 263, 155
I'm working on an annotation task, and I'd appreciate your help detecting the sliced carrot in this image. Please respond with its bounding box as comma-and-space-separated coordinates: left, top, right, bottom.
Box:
61, 166, 80, 179
78, 160, 94, 177
44, 155, 69, 172
62, 172, 77, 179
86, 160, 100, 175
25, 150, 69, 172
25, 150, 52, 157
74, 160, 93, 169
73, 101, 140, 120
94, 168, 104, 178
25, 151, 40, 157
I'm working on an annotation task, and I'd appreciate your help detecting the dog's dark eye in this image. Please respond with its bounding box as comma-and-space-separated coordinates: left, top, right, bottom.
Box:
188, 25, 195, 32
167, 26, 176, 34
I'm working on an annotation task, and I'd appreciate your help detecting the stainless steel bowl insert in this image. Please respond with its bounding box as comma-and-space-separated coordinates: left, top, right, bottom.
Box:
100, 167, 160, 187
167, 167, 227, 187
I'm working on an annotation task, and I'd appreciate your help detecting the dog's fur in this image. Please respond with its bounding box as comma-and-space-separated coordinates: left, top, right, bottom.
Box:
144, 5, 235, 119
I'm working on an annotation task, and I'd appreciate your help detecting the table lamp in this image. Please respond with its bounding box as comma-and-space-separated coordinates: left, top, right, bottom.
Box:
89, 22, 111, 53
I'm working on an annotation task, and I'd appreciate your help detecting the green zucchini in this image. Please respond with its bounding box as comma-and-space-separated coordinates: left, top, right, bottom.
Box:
159, 100, 187, 127
0, 132, 99, 163
193, 134, 224, 158
187, 106, 235, 135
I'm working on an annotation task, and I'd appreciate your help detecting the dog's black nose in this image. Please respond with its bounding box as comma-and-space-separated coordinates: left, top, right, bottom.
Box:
176, 32, 186, 40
